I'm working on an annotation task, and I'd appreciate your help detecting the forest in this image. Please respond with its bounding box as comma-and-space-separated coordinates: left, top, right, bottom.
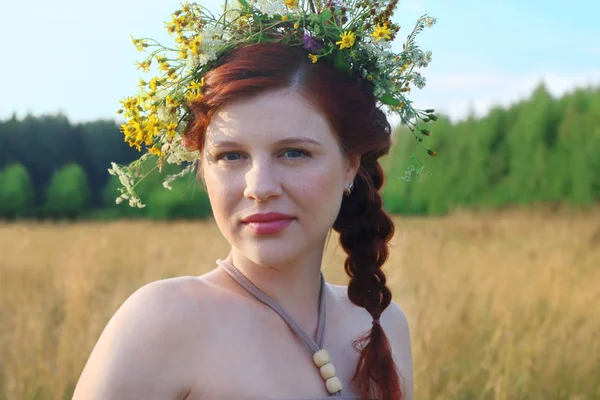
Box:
1, 83, 599, 220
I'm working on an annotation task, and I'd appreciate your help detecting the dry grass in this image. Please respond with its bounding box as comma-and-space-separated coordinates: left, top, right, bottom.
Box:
1, 208, 599, 400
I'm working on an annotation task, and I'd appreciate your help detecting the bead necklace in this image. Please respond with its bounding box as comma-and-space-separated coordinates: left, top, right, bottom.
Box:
216, 259, 344, 396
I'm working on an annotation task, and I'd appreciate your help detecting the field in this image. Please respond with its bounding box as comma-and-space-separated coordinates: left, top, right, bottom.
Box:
1, 208, 599, 400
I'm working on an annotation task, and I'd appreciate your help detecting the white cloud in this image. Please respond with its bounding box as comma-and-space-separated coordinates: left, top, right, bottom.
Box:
388, 70, 600, 127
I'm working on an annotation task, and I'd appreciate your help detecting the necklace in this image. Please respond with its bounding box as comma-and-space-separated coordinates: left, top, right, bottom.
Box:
216, 259, 344, 397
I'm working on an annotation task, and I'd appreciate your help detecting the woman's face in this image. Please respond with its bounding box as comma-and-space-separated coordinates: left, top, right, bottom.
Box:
201, 88, 360, 266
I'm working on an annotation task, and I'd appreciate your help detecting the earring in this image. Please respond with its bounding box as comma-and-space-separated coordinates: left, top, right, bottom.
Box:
344, 183, 354, 196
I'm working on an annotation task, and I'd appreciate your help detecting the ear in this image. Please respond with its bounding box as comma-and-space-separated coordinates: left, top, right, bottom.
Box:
344, 153, 361, 184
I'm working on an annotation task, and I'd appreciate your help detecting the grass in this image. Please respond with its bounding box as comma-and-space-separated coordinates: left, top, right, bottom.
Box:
0, 207, 599, 399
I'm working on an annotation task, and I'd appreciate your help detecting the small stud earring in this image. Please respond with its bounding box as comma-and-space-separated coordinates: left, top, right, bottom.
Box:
344, 183, 354, 196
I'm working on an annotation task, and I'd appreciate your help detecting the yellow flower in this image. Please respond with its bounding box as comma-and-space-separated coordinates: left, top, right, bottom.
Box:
190, 35, 202, 56
371, 23, 392, 42
238, 14, 251, 28
281, 15, 289, 22
308, 54, 318, 63
187, 78, 205, 91
137, 60, 152, 72
149, 145, 164, 157
284, 0, 298, 9
294, 22, 299, 29
166, 122, 178, 137
158, 60, 171, 72
149, 77, 161, 92
336, 31, 356, 50
130, 35, 146, 51
185, 90, 203, 103
165, 95, 179, 109
367, 75, 373, 81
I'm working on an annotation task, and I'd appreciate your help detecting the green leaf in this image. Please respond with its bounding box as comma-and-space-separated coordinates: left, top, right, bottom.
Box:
380, 93, 400, 106
333, 51, 352, 76
318, 9, 333, 23
237, 0, 251, 9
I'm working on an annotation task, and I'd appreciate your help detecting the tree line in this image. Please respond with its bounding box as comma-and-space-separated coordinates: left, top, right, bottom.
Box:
0, 83, 599, 220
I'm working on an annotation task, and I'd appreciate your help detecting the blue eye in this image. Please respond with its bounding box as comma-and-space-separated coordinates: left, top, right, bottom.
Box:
216, 152, 243, 161
284, 149, 310, 158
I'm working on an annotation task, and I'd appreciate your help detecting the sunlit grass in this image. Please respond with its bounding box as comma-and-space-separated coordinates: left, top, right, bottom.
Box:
1, 207, 599, 399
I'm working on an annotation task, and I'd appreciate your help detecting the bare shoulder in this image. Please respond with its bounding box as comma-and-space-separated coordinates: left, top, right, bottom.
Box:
329, 284, 414, 400
382, 299, 414, 400
73, 276, 207, 400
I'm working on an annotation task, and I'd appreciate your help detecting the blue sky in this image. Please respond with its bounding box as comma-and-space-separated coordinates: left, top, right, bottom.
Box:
1, 0, 598, 126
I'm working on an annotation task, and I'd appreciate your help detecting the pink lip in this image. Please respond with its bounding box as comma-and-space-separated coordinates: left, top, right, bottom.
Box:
242, 212, 294, 235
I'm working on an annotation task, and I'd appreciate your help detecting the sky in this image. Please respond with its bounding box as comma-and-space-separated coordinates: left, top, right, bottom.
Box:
1, 0, 599, 126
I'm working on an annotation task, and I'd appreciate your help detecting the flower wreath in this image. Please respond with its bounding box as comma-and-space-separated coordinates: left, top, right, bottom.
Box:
110, 0, 437, 208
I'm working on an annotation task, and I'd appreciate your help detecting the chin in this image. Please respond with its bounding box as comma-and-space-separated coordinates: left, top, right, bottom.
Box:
238, 240, 303, 268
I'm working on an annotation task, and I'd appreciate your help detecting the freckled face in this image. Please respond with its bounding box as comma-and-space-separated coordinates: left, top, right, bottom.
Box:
201, 88, 359, 266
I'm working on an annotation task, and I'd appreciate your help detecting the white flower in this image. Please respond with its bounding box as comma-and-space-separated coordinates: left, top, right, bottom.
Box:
253, 0, 287, 17
162, 136, 199, 165
186, 53, 201, 71
161, 163, 196, 191
423, 17, 437, 28
157, 106, 171, 123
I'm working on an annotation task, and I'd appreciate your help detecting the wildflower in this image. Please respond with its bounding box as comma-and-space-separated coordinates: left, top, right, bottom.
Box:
371, 23, 391, 42
149, 145, 164, 157
303, 33, 323, 52
166, 122, 178, 137
187, 78, 205, 91
185, 90, 203, 103
190, 35, 202, 55
130, 35, 147, 51
308, 54, 318, 63
281, 15, 289, 21
294, 22, 299, 29
336, 31, 356, 50
423, 17, 437, 28
165, 95, 179, 109
137, 60, 152, 72
149, 77, 161, 92
284, 0, 298, 9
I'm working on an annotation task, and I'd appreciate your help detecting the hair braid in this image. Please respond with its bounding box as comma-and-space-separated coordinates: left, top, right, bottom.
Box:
333, 149, 402, 398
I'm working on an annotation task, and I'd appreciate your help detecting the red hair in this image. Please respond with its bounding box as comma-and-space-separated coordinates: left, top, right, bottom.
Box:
183, 42, 402, 400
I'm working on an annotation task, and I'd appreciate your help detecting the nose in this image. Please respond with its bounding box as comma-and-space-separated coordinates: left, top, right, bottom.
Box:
243, 158, 283, 202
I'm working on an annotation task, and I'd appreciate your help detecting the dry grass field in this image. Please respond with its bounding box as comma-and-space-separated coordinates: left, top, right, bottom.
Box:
0, 207, 599, 400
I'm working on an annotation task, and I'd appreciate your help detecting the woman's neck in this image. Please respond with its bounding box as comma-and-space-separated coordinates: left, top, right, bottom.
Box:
223, 248, 326, 337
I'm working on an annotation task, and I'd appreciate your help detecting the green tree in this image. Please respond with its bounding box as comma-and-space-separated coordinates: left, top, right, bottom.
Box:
0, 163, 35, 219
45, 164, 91, 219
146, 178, 212, 220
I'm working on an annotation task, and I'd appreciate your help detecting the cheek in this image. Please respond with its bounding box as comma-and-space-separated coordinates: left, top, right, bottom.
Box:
203, 169, 235, 222
292, 166, 343, 216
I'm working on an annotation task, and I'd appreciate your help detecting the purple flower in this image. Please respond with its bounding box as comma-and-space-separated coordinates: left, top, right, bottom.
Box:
302, 33, 323, 52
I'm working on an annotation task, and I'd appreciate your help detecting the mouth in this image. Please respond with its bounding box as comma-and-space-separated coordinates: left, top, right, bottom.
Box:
243, 219, 293, 234
241, 213, 295, 235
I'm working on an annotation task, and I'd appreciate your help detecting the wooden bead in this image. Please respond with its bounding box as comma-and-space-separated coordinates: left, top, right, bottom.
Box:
313, 349, 330, 367
320, 362, 337, 380
325, 376, 343, 394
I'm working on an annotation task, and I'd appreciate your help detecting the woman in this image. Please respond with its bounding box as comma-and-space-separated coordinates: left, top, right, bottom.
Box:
74, 1, 436, 398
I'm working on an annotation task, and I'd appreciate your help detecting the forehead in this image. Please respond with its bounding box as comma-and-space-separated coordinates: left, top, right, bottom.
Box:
205, 89, 336, 146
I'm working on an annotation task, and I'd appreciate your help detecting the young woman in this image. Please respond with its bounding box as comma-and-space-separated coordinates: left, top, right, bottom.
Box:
73, 42, 413, 400
72, 0, 441, 391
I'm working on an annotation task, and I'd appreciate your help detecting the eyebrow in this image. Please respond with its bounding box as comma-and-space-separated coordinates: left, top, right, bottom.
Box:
208, 137, 323, 148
